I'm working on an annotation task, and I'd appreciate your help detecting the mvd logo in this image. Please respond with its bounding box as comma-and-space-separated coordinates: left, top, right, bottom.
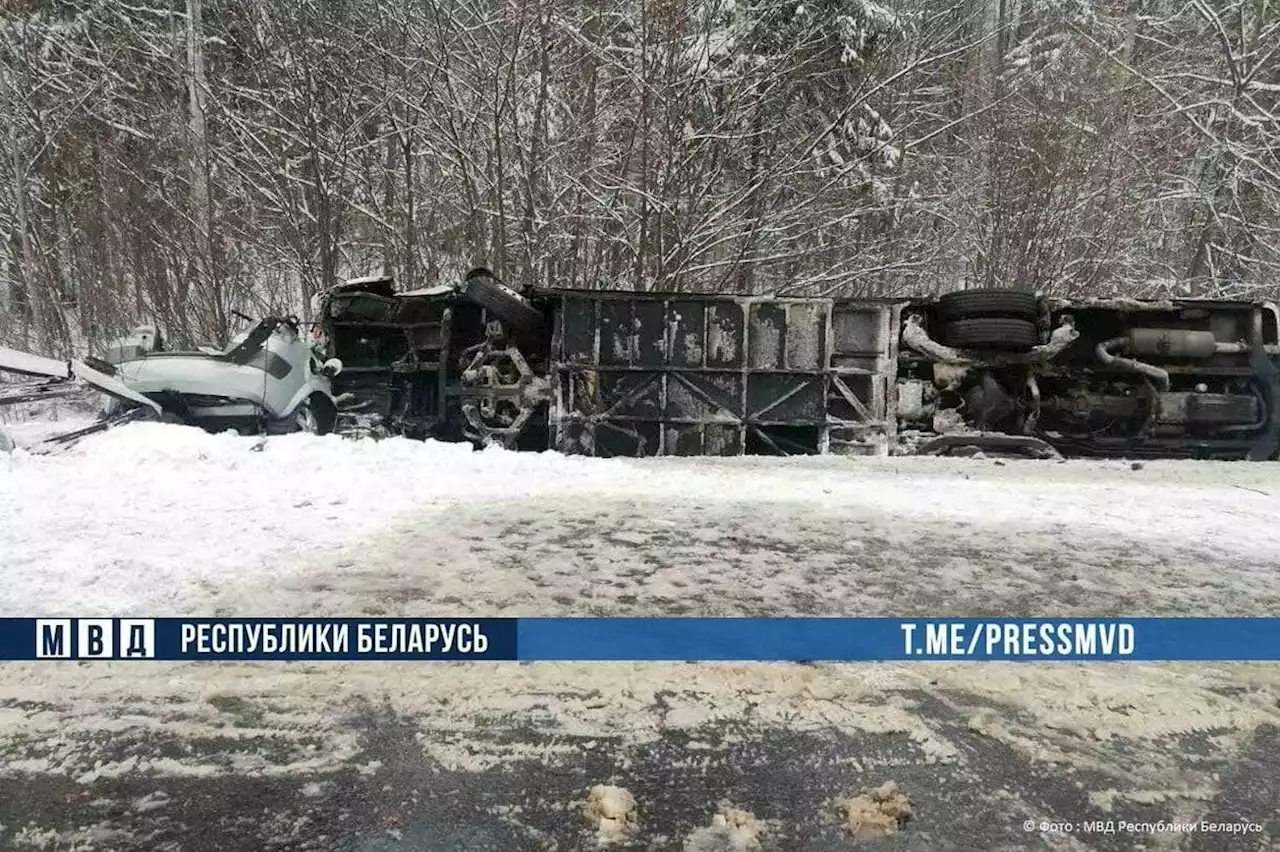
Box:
34, 619, 156, 659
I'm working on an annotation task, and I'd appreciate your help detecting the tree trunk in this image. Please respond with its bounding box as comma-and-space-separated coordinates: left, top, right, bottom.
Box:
186, 0, 223, 339
9, 121, 44, 350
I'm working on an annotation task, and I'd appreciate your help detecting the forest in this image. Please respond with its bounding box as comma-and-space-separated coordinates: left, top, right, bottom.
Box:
0, 0, 1276, 353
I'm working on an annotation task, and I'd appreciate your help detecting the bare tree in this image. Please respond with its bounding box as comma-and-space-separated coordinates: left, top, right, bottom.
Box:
1, 0, 1276, 354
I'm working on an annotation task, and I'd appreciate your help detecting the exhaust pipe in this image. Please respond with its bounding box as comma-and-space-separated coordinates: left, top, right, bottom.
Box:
1096, 337, 1170, 392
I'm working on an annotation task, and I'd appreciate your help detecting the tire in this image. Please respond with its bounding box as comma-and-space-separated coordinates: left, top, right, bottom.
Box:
938, 289, 1039, 321
458, 274, 543, 332
944, 318, 1039, 351
294, 394, 337, 435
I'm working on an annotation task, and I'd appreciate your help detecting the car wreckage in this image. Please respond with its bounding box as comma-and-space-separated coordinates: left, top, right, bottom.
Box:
0, 315, 344, 446
3, 268, 1279, 460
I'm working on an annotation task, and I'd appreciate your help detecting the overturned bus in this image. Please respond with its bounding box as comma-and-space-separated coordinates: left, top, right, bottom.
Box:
314, 270, 1280, 461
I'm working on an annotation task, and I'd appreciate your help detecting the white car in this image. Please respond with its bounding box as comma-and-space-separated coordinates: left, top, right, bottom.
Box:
98, 315, 344, 435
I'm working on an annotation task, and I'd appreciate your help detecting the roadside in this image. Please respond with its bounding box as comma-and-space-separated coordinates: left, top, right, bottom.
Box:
1, 659, 1276, 850
0, 425, 1278, 849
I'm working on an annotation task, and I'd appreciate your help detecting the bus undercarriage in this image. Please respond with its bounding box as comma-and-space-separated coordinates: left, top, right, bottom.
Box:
313, 274, 1280, 461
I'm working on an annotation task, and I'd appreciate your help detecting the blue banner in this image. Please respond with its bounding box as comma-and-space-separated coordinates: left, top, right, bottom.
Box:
0, 618, 1277, 662
518, 618, 1279, 661
2, 618, 512, 661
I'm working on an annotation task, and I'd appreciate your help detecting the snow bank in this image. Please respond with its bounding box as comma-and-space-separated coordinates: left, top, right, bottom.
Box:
1, 422, 1278, 837
0, 424, 636, 615
2, 421, 1279, 616
1, 416, 98, 447
0, 389, 101, 448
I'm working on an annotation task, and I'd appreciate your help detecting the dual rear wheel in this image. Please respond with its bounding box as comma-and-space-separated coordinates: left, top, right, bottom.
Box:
938, 289, 1039, 352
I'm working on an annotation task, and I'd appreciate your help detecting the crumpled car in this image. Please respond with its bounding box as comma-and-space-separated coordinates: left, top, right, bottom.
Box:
1, 315, 344, 443
98, 315, 344, 434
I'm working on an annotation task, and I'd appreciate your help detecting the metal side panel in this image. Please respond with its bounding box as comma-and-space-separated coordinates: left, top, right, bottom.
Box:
547, 291, 900, 458
828, 299, 902, 456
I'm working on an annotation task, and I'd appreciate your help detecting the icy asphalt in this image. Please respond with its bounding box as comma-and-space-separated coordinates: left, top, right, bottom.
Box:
0, 423, 1278, 850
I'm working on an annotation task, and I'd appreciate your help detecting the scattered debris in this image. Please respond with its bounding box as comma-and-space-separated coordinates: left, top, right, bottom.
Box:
832, 780, 913, 841
1131, 461, 1144, 470
683, 803, 764, 851
584, 784, 637, 846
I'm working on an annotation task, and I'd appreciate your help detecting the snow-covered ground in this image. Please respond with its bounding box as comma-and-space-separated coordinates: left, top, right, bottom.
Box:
2, 422, 1279, 617
2, 422, 1279, 849
0, 393, 99, 450
1, 424, 653, 615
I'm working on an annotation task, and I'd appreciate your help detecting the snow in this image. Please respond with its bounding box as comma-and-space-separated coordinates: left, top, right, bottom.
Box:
584, 785, 637, 845
343, 274, 395, 286
684, 804, 764, 851
0, 425, 640, 616
2, 421, 1280, 842
0, 416, 98, 446
397, 284, 455, 297
0, 346, 69, 379
2, 422, 1279, 619
1, 393, 101, 449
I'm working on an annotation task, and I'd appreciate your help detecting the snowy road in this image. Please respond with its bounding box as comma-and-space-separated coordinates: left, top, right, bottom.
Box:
1, 425, 1279, 850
